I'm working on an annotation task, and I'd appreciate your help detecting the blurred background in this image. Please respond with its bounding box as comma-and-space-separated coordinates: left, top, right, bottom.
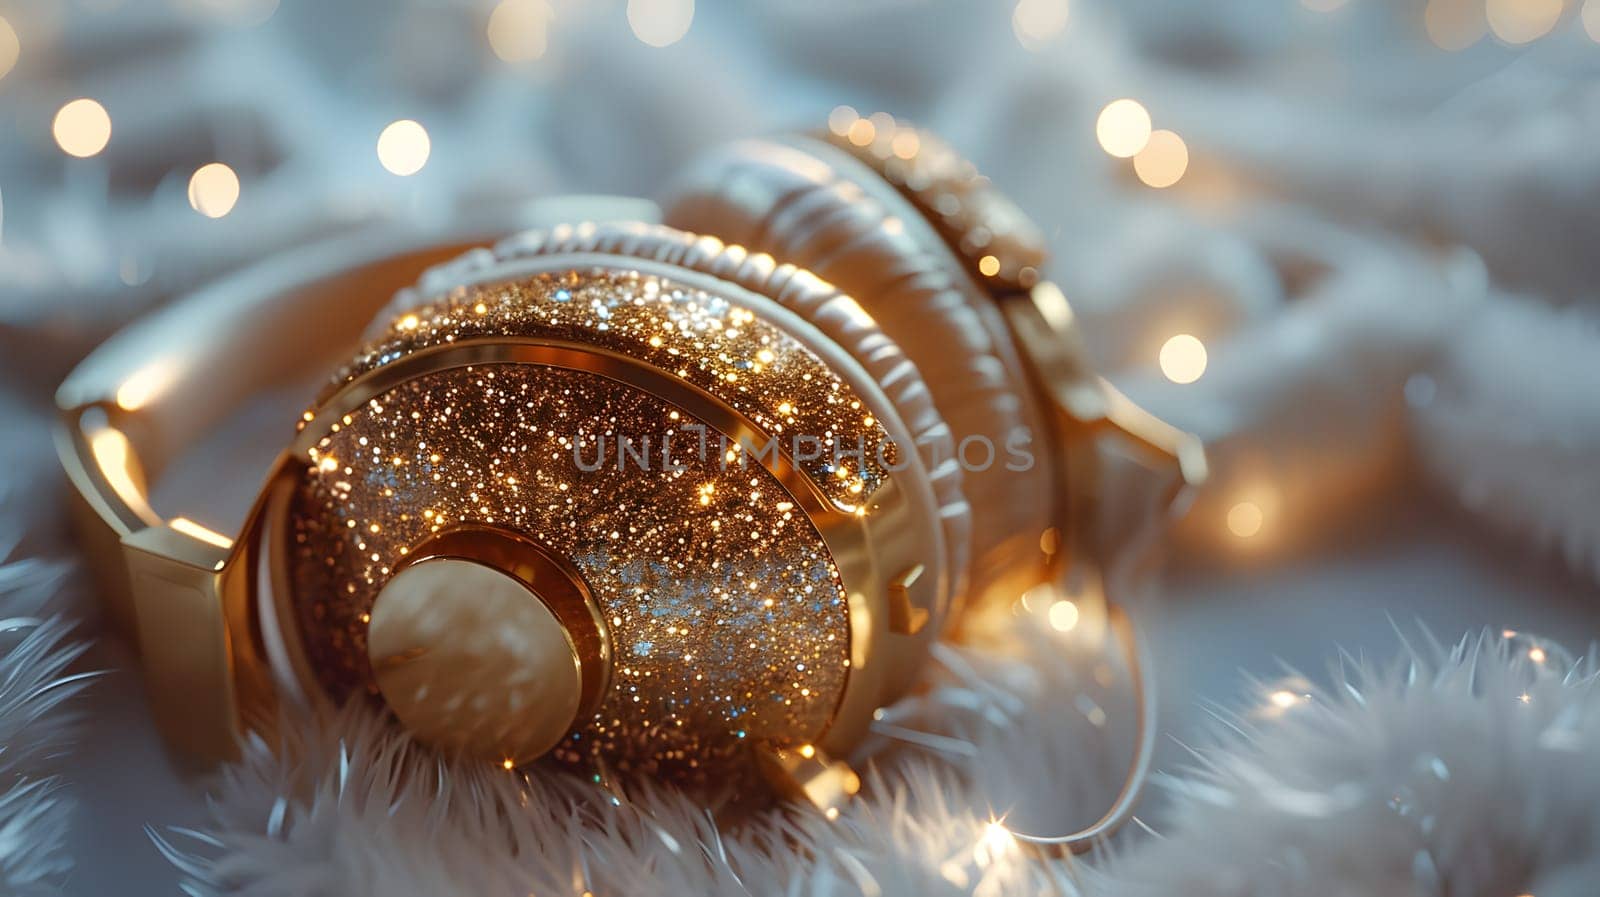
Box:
2, 0, 1599, 893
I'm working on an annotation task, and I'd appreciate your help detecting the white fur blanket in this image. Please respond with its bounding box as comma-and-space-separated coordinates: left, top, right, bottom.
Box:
2, 1, 1599, 894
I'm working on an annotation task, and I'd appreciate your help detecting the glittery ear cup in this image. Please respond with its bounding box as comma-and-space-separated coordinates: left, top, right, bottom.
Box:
359, 221, 969, 623
661, 138, 1053, 607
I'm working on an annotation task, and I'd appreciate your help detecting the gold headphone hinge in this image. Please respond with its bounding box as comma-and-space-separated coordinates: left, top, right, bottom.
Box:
121, 523, 249, 765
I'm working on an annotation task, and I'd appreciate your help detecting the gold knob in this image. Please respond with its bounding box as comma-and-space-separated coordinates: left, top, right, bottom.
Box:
367, 557, 583, 766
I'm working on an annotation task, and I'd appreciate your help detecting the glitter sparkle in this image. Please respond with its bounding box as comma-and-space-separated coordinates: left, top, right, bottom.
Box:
288, 270, 885, 784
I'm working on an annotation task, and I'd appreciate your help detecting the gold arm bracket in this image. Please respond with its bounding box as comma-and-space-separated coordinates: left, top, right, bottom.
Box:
1095, 381, 1208, 490
1000, 281, 1207, 495
755, 744, 862, 820
121, 521, 246, 764
886, 563, 929, 636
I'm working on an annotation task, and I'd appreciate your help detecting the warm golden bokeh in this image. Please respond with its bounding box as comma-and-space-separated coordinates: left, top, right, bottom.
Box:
1159, 333, 1208, 384
1486, 0, 1562, 44
1012, 0, 1069, 50
53, 98, 112, 158
1134, 128, 1188, 188
1048, 600, 1080, 632
377, 119, 431, 176
1227, 501, 1265, 538
827, 104, 858, 137
847, 117, 875, 147
187, 162, 241, 218
1096, 99, 1152, 158
0, 16, 19, 81
487, 0, 551, 63
1424, 0, 1486, 51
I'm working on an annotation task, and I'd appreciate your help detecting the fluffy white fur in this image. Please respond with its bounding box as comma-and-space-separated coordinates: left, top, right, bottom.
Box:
156, 610, 1600, 897
1409, 298, 1600, 584
157, 607, 1132, 897
0, 557, 94, 896
1098, 629, 1600, 897
4, 3, 1600, 892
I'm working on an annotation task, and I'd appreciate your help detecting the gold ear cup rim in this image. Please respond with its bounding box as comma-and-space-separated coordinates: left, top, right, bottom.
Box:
284, 229, 955, 777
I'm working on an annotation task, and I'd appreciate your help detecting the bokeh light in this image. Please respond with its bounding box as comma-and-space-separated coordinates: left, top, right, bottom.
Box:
1158, 333, 1207, 384
1424, 0, 1486, 51
1134, 128, 1188, 188
827, 105, 858, 137
1048, 600, 1080, 632
975, 820, 1016, 866
891, 129, 920, 159
847, 117, 876, 147
377, 119, 431, 176
1227, 501, 1264, 538
53, 98, 112, 158
1012, 0, 1069, 50
1268, 689, 1304, 708
1486, 0, 1561, 44
487, 0, 551, 63
187, 163, 240, 218
627, 0, 693, 48
1095, 99, 1151, 158
0, 16, 19, 81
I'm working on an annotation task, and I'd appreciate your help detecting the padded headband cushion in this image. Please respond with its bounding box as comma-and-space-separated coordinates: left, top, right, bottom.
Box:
662, 138, 1053, 606
363, 221, 972, 618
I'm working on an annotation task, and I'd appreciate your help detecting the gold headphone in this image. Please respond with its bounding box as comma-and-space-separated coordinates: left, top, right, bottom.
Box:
56, 113, 1202, 851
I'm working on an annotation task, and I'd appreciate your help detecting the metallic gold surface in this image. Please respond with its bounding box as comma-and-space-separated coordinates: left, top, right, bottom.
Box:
406, 227, 957, 764
118, 500, 286, 767
825, 113, 1206, 574
1002, 283, 1206, 491
391, 526, 613, 715
822, 111, 1050, 293
121, 522, 242, 763
886, 563, 928, 635
55, 412, 161, 635
813, 112, 1074, 602
756, 743, 861, 819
